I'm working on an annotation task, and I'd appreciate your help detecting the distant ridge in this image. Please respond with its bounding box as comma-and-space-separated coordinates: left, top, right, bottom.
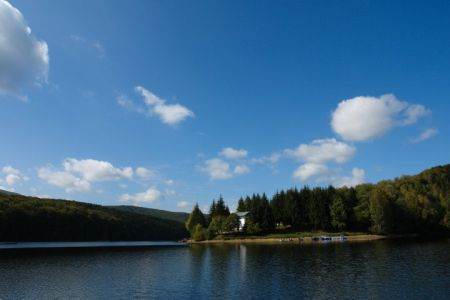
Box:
109, 205, 189, 224
0, 189, 19, 196
0, 193, 188, 242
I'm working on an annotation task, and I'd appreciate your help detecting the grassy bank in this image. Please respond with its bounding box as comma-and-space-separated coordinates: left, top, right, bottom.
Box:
190, 231, 388, 244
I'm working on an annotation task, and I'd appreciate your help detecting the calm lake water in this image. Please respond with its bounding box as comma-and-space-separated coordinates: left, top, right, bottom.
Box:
0, 238, 448, 299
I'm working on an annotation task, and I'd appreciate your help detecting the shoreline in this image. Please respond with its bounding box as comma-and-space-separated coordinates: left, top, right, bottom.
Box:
190, 234, 391, 244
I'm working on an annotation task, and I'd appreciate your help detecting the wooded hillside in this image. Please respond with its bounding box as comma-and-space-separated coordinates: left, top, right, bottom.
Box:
0, 194, 188, 242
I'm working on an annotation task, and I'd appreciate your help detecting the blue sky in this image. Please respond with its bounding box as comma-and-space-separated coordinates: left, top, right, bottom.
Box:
0, 0, 448, 212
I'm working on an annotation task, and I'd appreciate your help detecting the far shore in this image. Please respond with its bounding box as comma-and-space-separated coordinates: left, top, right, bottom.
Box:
189, 233, 402, 244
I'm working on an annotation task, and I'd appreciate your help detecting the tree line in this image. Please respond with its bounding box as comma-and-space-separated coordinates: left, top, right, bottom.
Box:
186, 164, 450, 240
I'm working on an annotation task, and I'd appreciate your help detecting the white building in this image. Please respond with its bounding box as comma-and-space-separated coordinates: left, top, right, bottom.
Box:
236, 211, 249, 231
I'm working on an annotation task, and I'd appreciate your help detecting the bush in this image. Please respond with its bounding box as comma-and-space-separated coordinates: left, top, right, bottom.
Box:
192, 224, 206, 241
245, 220, 262, 235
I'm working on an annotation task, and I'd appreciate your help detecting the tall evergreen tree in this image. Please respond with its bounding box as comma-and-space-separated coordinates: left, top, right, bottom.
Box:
185, 203, 206, 234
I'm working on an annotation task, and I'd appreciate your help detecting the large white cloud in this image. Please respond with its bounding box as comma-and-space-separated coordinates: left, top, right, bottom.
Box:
63, 158, 133, 182
331, 94, 430, 141
219, 147, 248, 160
134, 86, 194, 125
0, 0, 49, 98
119, 187, 161, 205
38, 167, 90, 193
38, 158, 134, 193
285, 138, 355, 164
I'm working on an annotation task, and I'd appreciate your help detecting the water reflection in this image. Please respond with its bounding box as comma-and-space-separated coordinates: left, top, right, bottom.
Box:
0, 239, 448, 299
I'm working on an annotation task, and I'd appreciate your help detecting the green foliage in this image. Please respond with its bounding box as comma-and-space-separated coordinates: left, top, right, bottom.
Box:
369, 187, 394, 234
192, 224, 206, 241
237, 198, 246, 212
330, 194, 348, 230
205, 227, 216, 240
210, 196, 230, 217
224, 213, 240, 232
208, 216, 226, 235
245, 220, 262, 235
0, 194, 188, 242
185, 204, 206, 235
241, 193, 275, 231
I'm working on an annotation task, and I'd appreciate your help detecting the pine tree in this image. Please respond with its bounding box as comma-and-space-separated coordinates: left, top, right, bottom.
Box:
185, 203, 206, 234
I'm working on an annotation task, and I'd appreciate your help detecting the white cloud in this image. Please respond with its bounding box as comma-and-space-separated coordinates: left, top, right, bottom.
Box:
152, 103, 194, 125
285, 138, 355, 164
293, 164, 365, 187
177, 201, 189, 209
38, 158, 134, 193
5, 174, 20, 186
234, 164, 250, 175
135, 167, 154, 180
203, 158, 233, 180
411, 128, 438, 143
0, 0, 49, 98
1, 166, 27, 186
331, 94, 430, 141
252, 152, 281, 165
333, 168, 366, 188
403, 105, 430, 125
134, 86, 194, 125
119, 187, 161, 205
135, 86, 164, 106
202, 158, 250, 180
2, 166, 20, 175
63, 158, 133, 182
38, 167, 90, 193
293, 163, 329, 182
219, 147, 248, 159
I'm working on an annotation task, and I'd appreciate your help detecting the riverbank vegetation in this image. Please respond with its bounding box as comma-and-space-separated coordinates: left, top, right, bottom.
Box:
187, 164, 450, 241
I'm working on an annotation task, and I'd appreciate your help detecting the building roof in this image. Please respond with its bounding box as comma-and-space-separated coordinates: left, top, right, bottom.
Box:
235, 211, 249, 217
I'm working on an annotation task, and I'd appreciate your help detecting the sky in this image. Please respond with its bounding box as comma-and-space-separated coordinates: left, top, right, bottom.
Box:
0, 0, 449, 212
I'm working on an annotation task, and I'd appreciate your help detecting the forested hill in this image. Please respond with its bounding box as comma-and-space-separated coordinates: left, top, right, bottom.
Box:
232, 164, 450, 235
0, 189, 19, 196
109, 205, 189, 224
0, 194, 188, 242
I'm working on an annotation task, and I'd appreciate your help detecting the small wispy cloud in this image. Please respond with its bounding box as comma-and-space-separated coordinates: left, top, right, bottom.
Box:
117, 87, 194, 126
69, 34, 105, 59
411, 128, 438, 143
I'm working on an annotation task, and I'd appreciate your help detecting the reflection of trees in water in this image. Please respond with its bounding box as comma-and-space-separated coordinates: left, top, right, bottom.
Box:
187, 244, 245, 298
187, 244, 207, 295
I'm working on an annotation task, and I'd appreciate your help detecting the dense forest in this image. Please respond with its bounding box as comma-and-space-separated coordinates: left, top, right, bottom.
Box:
187, 164, 450, 240
0, 194, 187, 242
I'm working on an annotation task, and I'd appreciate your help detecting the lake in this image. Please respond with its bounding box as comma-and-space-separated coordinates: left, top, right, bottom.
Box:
0, 238, 448, 299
